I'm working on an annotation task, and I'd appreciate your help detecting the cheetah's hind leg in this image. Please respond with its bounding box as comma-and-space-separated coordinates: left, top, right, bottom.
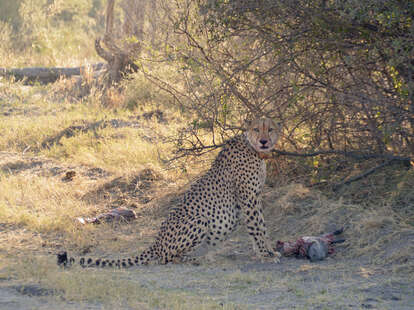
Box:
160, 215, 209, 265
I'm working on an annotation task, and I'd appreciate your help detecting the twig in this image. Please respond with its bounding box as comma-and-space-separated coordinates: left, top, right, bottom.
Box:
22, 146, 31, 155
174, 143, 411, 164
332, 160, 394, 191
273, 149, 411, 163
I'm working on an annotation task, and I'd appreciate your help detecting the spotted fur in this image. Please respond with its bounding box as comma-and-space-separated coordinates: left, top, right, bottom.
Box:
58, 118, 281, 267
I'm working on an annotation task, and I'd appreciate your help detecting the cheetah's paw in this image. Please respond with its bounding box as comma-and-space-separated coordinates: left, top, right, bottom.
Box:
258, 250, 281, 263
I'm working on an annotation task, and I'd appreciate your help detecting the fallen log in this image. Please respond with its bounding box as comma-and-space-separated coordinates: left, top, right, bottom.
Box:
0, 63, 106, 84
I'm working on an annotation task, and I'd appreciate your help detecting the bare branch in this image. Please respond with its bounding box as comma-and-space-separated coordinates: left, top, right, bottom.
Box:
272, 149, 411, 163
332, 160, 394, 191
95, 39, 114, 64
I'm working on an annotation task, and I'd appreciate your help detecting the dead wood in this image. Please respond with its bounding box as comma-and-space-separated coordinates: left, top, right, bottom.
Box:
272, 149, 412, 165
95, 0, 145, 86
0, 63, 105, 84
332, 160, 395, 191
76, 207, 137, 225
275, 150, 411, 190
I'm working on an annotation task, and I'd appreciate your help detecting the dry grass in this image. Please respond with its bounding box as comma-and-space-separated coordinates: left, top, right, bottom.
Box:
1, 5, 413, 307
0, 76, 225, 308
1, 73, 413, 308
3, 256, 240, 310
0, 76, 199, 238
264, 181, 414, 273
0, 173, 91, 232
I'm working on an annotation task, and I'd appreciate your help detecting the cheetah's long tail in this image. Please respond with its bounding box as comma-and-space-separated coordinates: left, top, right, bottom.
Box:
57, 248, 156, 268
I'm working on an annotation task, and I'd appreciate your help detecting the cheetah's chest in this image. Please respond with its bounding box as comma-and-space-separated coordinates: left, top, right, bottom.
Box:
258, 160, 266, 189
204, 155, 266, 244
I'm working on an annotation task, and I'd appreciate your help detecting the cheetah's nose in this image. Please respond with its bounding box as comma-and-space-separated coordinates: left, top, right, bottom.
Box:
259, 139, 268, 145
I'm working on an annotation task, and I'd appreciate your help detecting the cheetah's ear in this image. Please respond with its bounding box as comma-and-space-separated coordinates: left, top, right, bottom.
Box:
274, 120, 283, 129
243, 119, 254, 131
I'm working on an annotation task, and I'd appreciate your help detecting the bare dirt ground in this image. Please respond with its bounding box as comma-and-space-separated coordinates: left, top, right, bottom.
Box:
1, 258, 413, 310
1, 151, 413, 310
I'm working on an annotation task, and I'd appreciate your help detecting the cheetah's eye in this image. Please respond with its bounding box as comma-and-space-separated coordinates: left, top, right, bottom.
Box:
253, 128, 259, 132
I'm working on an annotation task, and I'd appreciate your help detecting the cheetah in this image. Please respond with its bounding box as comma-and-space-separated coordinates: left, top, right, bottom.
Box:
57, 118, 282, 267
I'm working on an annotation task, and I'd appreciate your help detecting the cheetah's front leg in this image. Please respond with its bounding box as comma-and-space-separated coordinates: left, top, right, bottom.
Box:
239, 197, 281, 263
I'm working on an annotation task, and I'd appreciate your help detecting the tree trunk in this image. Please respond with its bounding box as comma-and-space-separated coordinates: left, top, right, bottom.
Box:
95, 0, 146, 86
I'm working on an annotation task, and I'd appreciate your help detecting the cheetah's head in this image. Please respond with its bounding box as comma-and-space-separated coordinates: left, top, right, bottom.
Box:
245, 118, 281, 153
